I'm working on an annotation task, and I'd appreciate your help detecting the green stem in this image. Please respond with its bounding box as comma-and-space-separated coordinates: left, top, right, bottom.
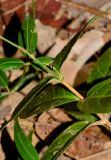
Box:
0, 36, 35, 59
0, 36, 21, 49
0, 36, 60, 79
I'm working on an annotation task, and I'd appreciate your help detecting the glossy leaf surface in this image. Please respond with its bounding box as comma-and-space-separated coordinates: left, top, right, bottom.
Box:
66, 110, 97, 122
42, 121, 89, 160
14, 119, 39, 160
36, 56, 53, 66
18, 84, 79, 118
53, 17, 97, 72
0, 58, 24, 71
18, 32, 25, 54
78, 78, 111, 113
62, 102, 97, 121
20, 14, 37, 54
32, 56, 53, 72
87, 47, 111, 83
28, 131, 33, 142
11, 76, 52, 119
0, 70, 9, 89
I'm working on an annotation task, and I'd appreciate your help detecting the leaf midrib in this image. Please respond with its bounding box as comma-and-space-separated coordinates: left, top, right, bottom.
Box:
12, 77, 52, 118
16, 126, 37, 160
35, 96, 78, 103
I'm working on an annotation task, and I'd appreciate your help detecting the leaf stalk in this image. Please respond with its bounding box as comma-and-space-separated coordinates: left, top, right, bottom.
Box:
62, 80, 84, 100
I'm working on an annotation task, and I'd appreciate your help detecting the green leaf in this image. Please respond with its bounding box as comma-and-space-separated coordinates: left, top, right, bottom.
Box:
0, 70, 9, 89
0, 58, 25, 71
11, 76, 52, 120
32, 56, 53, 72
63, 103, 97, 122
18, 32, 25, 55
28, 131, 33, 142
78, 78, 111, 113
17, 131, 33, 160
0, 92, 8, 101
20, 14, 37, 54
87, 47, 111, 83
61, 103, 97, 121
16, 131, 34, 160
14, 119, 39, 160
18, 84, 79, 118
36, 56, 53, 66
42, 121, 89, 160
53, 16, 97, 72
12, 73, 36, 92
69, 111, 97, 122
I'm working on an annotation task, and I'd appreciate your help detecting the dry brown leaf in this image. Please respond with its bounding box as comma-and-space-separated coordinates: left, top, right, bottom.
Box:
65, 126, 111, 159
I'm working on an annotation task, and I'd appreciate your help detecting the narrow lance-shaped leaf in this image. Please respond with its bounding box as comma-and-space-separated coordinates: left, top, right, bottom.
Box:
28, 131, 33, 142
19, 14, 37, 54
53, 16, 97, 72
0, 70, 9, 89
78, 78, 111, 113
14, 119, 39, 160
11, 76, 52, 120
0, 58, 25, 71
18, 84, 79, 119
87, 47, 111, 83
12, 73, 36, 92
18, 32, 25, 54
68, 111, 97, 122
17, 131, 34, 160
42, 121, 89, 160
62, 103, 97, 122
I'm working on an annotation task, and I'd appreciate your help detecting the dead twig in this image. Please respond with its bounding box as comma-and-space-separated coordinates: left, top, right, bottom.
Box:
79, 148, 111, 160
